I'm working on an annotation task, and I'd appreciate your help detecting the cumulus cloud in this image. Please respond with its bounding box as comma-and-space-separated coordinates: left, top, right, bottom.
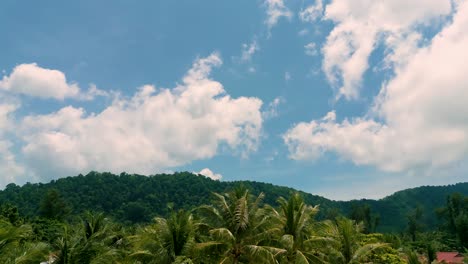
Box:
196, 168, 222, 180
78, 84, 110, 101
284, 1, 468, 173
0, 102, 26, 187
0, 103, 18, 133
264, 0, 293, 29
382, 32, 423, 70
0, 140, 26, 187
18, 53, 263, 181
311, 0, 453, 100
0, 63, 107, 100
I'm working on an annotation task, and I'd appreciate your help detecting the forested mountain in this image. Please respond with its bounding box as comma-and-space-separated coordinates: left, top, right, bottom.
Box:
360, 183, 468, 232
330, 183, 468, 232
0, 171, 467, 233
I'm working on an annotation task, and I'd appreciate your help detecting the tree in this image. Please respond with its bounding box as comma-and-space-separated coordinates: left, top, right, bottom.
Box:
324, 217, 386, 264
122, 202, 150, 224
131, 209, 197, 264
405, 250, 422, 264
52, 212, 123, 264
268, 193, 327, 263
349, 203, 379, 233
39, 189, 70, 221
197, 186, 280, 264
437, 193, 468, 249
407, 206, 423, 242
0, 219, 49, 263
0, 203, 22, 226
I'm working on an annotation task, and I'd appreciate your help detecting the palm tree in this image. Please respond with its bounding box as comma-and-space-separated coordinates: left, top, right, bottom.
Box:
323, 218, 385, 264
405, 250, 422, 264
52, 212, 122, 264
268, 193, 328, 264
196, 186, 281, 264
0, 219, 49, 264
131, 209, 197, 264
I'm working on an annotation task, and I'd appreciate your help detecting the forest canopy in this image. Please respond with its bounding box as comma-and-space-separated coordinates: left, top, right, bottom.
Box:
0, 173, 467, 263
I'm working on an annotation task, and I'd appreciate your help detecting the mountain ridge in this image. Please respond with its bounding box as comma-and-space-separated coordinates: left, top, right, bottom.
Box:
1, 171, 467, 232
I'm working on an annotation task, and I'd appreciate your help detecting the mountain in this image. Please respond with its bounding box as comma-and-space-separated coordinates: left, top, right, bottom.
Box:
370, 183, 468, 232
0, 171, 467, 232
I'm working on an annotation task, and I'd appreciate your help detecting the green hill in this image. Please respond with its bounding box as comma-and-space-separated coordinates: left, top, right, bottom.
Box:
372, 183, 468, 232
0, 171, 467, 232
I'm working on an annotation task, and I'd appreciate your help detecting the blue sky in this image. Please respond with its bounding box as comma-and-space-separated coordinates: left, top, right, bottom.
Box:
1, 0, 468, 200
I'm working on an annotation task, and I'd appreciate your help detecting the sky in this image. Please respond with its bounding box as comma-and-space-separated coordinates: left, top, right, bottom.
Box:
0, 0, 467, 200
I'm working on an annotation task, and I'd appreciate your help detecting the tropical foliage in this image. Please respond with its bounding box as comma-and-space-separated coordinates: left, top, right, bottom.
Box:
0, 173, 467, 263
1, 172, 467, 232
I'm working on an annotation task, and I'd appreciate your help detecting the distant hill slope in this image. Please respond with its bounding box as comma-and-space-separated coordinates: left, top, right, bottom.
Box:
371, 183, 468, 232
0, 171, 467, 232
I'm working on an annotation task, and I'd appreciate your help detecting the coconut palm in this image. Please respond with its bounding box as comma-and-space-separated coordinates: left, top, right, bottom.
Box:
405, 250, 422, 264
131, 209, 197, 264
52, 212, 122, 264
268, 193, 328, 264
196, 186, 281, 264
323, 217, 386, 264
0, 219, 49, 264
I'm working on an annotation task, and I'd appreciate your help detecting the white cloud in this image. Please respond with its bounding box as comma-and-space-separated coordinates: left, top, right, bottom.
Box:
322, 23, 377, 100
313, 0, 453, 100
241, 40, 259, 62
0, 63, 107, 100
0, 63, 79, 100
19, 53, 264, 182
0, 102, 18, 133
299, 0, 323, 22
0, 140, 26, 187
0, 102, 26, 187
262, 96, 285, 120
78, 84, 110, 101
196, 168, 222, 180
304, 42, 318, 56
284, 1, 468, 173
284, 71, 291, 81
264, 0, 293, 29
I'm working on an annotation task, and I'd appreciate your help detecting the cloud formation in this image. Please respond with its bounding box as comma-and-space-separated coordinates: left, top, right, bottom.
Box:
310, 0, 453, 100
0, 141, 25, 186
0, 103, 18, 133
241, 40, 260, 62
0, 63, 107, 100
264, 0, 293, 29
0, 102, 25, 187
284, 1, 468, 172
14, 54, 263, 182
299, 0, 323, 22
197, 168, 222, 180
262, 97, 285, 120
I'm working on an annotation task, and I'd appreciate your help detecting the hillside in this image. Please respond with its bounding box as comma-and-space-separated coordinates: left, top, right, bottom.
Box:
0, 171, 467, 232
0, 171, 334, 223
373, 183, 468, 231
